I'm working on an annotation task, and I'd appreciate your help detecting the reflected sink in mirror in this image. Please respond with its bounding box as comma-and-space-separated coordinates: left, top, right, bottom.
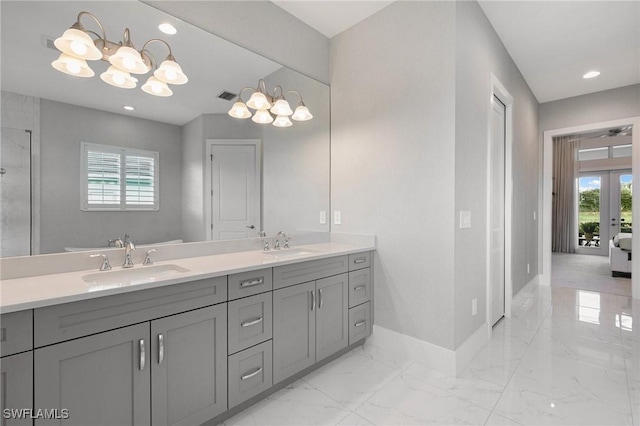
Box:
262, 247, 324, 260
82, 264, 190, 290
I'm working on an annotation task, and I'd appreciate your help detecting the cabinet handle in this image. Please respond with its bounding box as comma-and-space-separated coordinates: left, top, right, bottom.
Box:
240, 277, 264, 288
241, 317, 264, 328
139, 339, 146, 371
310, 290, 315, 311
354, 285, 366, 292
158, 334, 164, 364
354, 320, 366, 327
318, 289, 323, 309
241, 367, 263, 381
353, 257, 366, 264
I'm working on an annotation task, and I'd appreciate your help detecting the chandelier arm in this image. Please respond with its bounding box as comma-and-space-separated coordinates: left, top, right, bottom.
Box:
141, 38, 174, 60
272, 85, 285, 99
284, 90, 304, 104
257, 79, 267, 94
76, 11, 107, 42
238, 87, 257, 101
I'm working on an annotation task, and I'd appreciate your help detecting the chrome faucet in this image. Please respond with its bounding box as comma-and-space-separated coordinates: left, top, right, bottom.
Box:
123, 238, 136, 268
108, 238, 124, 248
275, 231, 287, 250
90, 253, 111, 271
259, 231, 270, 251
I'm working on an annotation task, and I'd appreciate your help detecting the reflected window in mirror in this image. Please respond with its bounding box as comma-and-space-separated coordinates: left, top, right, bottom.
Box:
81, 142, 159, 211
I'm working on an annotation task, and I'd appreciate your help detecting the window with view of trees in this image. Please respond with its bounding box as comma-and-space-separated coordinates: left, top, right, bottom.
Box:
81, 142, 159, 211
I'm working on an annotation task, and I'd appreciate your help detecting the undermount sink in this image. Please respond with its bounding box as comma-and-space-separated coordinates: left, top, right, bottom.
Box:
263, 247, 324, 259
82, 264, 190, 287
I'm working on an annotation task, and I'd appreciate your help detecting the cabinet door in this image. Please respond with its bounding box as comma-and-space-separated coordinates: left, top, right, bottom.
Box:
35, 323, 150, 426
1, 352, 33, 426
316, 273, 349, 361
151, 304, 227, 426
273, 281, 316, 384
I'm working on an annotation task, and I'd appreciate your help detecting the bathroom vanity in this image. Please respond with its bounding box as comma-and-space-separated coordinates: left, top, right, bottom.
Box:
0, 241, 373, 425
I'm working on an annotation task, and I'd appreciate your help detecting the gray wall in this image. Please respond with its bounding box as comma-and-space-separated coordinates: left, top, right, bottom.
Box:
331, 1, 458, 349
453, 1, 540, 347
262, 67, 331, 236
40, 100, 182, 253
540, 84, 640, 131
145, 1, 330, 85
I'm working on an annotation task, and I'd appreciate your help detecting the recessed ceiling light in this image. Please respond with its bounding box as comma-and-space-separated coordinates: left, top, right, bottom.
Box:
159, 23, 177, 35
123, 105, 135, 111
583, 70, 600, 79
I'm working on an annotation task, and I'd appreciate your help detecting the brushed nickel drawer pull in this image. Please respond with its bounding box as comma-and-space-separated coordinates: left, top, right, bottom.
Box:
240, 277, 264, 288
241, 367, 263, 380
139, 339, 146, 371
318, 289, 323, 309
310, 290, 315, 311
354, 320, 366, 327
353, 257, 366, 264
241, 317, 264, 328
354, 285, 366, 292
158, 334, 164, 364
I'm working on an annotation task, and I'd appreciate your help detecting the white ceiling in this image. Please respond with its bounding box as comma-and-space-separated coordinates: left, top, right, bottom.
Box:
273, 0, 640, 103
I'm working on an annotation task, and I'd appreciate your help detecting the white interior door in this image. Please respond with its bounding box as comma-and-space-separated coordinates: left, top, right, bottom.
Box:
490, 96, 506, 326
0, 127, 31, 257
207, 141, 261, 240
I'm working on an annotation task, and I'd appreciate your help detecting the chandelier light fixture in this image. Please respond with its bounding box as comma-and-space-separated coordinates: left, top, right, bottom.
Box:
228, 79, 313, 127
51, 11, 188, 97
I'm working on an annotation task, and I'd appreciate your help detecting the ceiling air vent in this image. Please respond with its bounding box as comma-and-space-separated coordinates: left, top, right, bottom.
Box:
217, 91, 237, 101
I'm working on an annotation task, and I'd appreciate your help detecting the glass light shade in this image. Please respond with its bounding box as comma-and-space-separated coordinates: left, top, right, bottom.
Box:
252, 109, 274, 124
141, 76, 173, 97
291, 105, 313, 121
154, 60, 188, 85
246, 91, 271, 110
51, 53, 94, 77
54, 28, 102, 60
100, 66, 138, 89
270, 99, 293, 116
228, 101, 251, 119
109, 46, 149, 74
273, 115, 293, 128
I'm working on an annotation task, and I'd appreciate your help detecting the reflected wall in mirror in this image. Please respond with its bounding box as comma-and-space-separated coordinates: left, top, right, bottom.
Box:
0, 1, 330, 256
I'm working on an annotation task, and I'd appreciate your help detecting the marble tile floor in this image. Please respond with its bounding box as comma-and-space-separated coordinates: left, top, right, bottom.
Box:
223, 283, 639, 426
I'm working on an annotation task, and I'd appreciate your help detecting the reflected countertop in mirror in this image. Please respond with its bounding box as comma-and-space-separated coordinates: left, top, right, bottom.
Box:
0, 1, 330, 257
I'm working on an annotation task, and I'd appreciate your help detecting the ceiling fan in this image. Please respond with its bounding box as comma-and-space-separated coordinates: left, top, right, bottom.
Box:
565, 125, 633, 142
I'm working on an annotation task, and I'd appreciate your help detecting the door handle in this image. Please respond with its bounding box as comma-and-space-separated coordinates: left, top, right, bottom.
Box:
139, 339, 146, 371
158, 334, 164, 364
318, 289, 323, 309
310, 290, 315, 311
246, 225, 255, 229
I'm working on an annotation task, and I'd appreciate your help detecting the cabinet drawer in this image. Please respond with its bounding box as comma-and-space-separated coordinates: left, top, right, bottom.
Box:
273, 255, 348, 289
348, 302, 371, 345
348, 268, 371, 308
349, 252, 370, 271
1, 310, 33, 357
34, 276, 227, 347
228, 340, 272, 409
228, 268, 273, 300
228, 292, 272, 355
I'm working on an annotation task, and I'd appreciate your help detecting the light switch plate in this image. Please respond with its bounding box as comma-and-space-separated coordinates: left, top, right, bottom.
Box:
334, 211, 341, 225
460, 211, 471, 228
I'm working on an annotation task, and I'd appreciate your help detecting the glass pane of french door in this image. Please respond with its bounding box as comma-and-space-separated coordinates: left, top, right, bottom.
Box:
613, 171, 632, 234
578, 175, 602, 250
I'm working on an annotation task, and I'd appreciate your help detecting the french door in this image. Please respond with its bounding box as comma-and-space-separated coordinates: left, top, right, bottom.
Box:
577, 170, 632, 256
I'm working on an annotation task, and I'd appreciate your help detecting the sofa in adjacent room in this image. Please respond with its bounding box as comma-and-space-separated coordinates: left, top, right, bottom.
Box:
610, 233, 632, 277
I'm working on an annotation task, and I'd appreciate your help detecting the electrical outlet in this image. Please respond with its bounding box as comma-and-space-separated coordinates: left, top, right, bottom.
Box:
320, 211, 326, 224
472, 298, 478, 316
334, 211, 341, 225
527, 263, 530, 274
460, 211, 471, 228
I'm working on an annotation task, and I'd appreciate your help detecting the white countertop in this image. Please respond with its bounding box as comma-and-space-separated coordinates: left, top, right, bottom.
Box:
0, 242, 373, 313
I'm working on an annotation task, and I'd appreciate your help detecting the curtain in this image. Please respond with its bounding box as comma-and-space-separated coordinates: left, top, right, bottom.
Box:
552, 136, 579, 252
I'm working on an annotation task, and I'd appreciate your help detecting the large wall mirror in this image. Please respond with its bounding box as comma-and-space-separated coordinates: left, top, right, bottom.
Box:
0, 1, 330, 256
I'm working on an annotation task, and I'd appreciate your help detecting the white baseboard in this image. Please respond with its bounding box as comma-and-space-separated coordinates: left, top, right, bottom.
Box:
528, 274, 541, 287
367, 323, 489, 377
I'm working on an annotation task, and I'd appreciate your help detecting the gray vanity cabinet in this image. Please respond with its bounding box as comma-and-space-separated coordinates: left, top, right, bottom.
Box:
34, 322, 151, 426
0, 352, 33, 426
273, 273, 349, 384
273, 280, 316, 384
315, 274, 349, 362
151, 304, 228, 426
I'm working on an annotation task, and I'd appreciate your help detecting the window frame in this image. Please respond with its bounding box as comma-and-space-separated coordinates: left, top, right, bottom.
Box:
80, 142, 159, 212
